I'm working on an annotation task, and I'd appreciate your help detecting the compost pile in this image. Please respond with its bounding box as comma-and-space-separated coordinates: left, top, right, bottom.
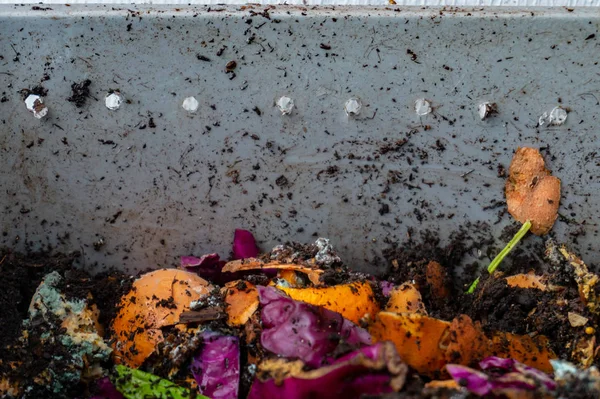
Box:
2, 147, 600, 399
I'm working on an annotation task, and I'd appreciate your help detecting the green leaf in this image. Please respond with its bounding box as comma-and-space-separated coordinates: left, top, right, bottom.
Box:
466, 220, 532, 294
114, 365, 209, 399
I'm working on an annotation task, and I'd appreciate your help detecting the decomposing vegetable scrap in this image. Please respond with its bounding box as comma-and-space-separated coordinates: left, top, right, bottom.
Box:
558, 244, 600, 314
222, 259, 323, 286
258, 286, 371, 367
370, 312, 556, 375
190, 331, 240, 399
468, 147, 561, 293
506, 147, 561, 236
111, 269, 213, 368
248, 342, 408, 399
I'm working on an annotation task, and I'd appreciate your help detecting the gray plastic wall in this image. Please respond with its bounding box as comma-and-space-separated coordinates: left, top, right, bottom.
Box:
1, 5, 599, 274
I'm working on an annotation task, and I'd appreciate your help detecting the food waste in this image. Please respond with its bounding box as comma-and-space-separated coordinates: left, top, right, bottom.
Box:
1, 147, 600, 399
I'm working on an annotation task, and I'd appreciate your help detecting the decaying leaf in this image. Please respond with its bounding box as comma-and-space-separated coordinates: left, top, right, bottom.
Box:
222, 258, 323, 286
385, 283, 427, 315
558, 245, 600, 315
505, 147, 561, 235
278, 281, 380, 324
572, 335, 596, 369
568, 312, 589, 328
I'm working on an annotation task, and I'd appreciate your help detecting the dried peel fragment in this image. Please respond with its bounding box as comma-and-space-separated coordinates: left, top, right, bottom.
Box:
505, 147, 561, 235
426, 260, 450, 299
505, 272, 548, 291
223, 258, 324, 286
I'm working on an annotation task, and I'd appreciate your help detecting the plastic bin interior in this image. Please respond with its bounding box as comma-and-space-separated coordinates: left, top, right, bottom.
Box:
1, 5, 599, 274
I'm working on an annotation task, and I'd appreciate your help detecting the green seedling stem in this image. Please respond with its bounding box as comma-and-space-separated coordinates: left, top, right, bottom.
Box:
467, 220, 532, 294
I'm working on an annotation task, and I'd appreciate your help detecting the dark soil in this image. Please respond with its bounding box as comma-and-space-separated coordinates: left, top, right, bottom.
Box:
0, 250, 80, 352
67, 79, 92, 107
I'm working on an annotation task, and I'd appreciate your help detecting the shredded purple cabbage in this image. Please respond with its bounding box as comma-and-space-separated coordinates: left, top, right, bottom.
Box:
447, 356, 557, 396
248, 342, 406, 399
180, 254, 226, 284
379, 281, 395, 297
232, 229, 260, 260
446, 365, 493, 396
191, 331, 240, 399
258, 286, 371, 368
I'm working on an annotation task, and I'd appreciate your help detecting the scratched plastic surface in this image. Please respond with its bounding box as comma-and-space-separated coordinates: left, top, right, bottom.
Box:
1, 5, 599, 274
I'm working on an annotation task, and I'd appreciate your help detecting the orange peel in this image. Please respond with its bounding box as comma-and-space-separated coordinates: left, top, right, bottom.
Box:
491, 331, 555, 372
371, 312, 556, 374
111, 269, 212, 368
385, 283, 427, 314
370, 311, 450, 375
222, 280, 259, 327
278, 281, 380, 324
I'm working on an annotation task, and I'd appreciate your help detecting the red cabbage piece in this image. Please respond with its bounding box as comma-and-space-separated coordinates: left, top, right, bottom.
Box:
480, 356, 557, 391
379, 281, 394, 297
447, 356, 557, 396
191, 331, 240, 399
180, 254, 226, 284
248, 342, 407, 399
258, 286, 371, 368
89, 377, 124, 399
232, 229, 260, 260
446, 365, 493, 396
479, 356, 515, 371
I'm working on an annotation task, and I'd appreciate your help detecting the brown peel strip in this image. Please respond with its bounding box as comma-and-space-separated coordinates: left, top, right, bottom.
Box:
505, 272, 548, 290
222, 258, 323, 286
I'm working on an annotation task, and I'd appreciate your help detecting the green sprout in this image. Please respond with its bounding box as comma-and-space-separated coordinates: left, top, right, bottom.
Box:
114, 365, 208, 399
467, 220, 532, 294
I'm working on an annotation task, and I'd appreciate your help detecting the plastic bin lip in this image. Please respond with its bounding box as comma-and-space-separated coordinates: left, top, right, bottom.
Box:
1, 4, 598, 275
0, 4, 592, 17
